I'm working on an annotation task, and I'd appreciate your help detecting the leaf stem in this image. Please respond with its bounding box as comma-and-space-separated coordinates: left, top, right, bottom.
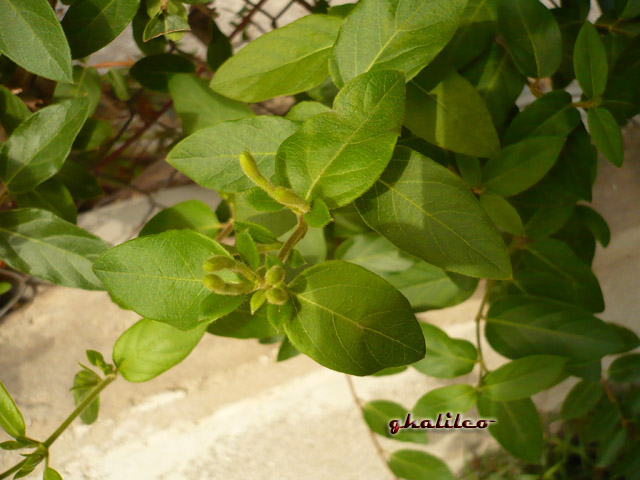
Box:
277, 214, 308, 262
526, 79, 544, 99
0, 458, 28, 480
475, 280, 494, 386
0, 182, 8, 205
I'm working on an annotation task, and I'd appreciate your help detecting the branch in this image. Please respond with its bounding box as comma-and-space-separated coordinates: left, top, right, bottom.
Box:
229, 0, 270, 40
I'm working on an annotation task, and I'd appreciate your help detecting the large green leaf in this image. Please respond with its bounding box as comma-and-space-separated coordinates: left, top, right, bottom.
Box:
0, 85, 30, 135
497, 0, 561, 78
139, 200, 220, 238
404, 70, 500, 158
561, 380, 603, 420
413, 384, 477, 419
93, 230, 244, 330
0, 0, 73, 82
17, 177, 77, 223
0, 99, 89, 193
481, 355, 566, 401
130, 53, 195, 92
285, 260, 425, 376
113, 318, 206, 382
0, 208, 107, 290
573, 21, 608, 100
477, 395, 543, 462
485, 296, 622, 362
62, 0, 141, 59
587, 107, 624, 166
330, 0, 467, 87
0, 381, 25, 438
412, 322, 477, 378
356, 147, 511, 279
168, 116, 299, 193
276, 70, 405, 209
388, 450, 455, 480
362, 400, 428, 443
513, 238, 605, 312
168, 73, 254, 135
210, 14, 342, 102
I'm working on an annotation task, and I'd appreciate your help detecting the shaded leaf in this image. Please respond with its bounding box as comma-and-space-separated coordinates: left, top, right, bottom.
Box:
412, 322, 477, 378
609, 354, 640, 383
0, 85, 30, 135
573, 21, 608, 99
479, 193, 525, 235
130, 53, 195, 92
388, 449, 455, 480
0, 381, 25, 438
561, 380, 604, 420
414, 384, 477, 419
362, 400, 428, 443
587, 107, 624, 166
139, 200, 220, 238
17, 177, 77, 223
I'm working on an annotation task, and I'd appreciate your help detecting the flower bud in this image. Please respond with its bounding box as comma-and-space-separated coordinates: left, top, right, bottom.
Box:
203, 255, 236, 272
265, 265, 285, 285
273, 187, 310, 213
265, 286, 288, 305
203, 274, 227, 293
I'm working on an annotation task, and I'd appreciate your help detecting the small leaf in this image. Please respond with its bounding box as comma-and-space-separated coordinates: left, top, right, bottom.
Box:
587, 107, 624, 166
44, 467, 63, 480
143, 12, 189, 42
561, 380, 604, 420
362, 400, 428, 444
113, 318, 206, 382
139, 200, 220, 238
276, 70, 405, 209
235, 230, 260, 271
479, 193, 525, 236
304, 199, 331, 229
286, 260, 425, 376
596, 426, 626, 468
388, 449, 455, 480
211, 14, 342, 102
130, 53, 195, 92
62, 0, 140, 59
93, 230, 243, 330
0, 0, 73, 82
481, 355, 566, 401
573, 21, 608, 99
276, 336, 299, 362
477, 394, 543, 462
206, 18, 231, 71
207, 302, 277, 339
330, 0, 467, 86
0, 99, 90, 193
455, 155, 482, 189
168, 116, 299, 193
576, 205, 610, 246
0, 85, 30, 135
17, 178, 77, 223
497, 0, 562, 78
168, 73, 254, 135
412, 323, 477, 378
107, 68, 130, 101
356, 147, 511, 279
72, 369, 100, 425
0, 381, 25, 438
413, 384, 477, 420
0, 208, 108, 290
609, 354, 640, 383
73, 118, 113, 151
405, 70, 500, 158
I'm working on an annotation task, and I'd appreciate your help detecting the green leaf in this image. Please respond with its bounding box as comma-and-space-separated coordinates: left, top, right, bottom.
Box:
285, 101, 331, 122
0, 282, 11, 295
553, 123, 597, 202
335, 233, 414, 273
0, 85, 30, 135
477, 395, 543, 462
107, 68, 130, 101
72, 369, 100, 425
0, 0, 73, 82
609, 354, 640, 383
242, 188, 284, 213
388, 449, 455, 480
113, 318, 206, 382
44, 468, 63, 480
211, 14, 342, 102
168, 73, 254, 135
55, 159, 102, 200
479, 193, 525, 235
0, 381, 25, 438
362, 400, 428, 444
414, 384, 477, 419
93, 230, 243, 330
17, 177, 77, 223
412, 322, 477, 378
130, 53, 195, 92
132, 7, 166, 56
356, 147, 511, 279
207, 302, 278, 339
206, 18, 231, 71
139, 200, 220, 238
573, 21, 608, 99
595, 426, 626, 468
53, 65, 102, 117
587, 107, 624, 166
485, 296, 623, 362
405, 70, 500, 158
513, 238, 605, 312
561, 380, 603, 420
576, 205, 610, 246
73, 118, 113, 151
235, 230, 260, 271
0, 208, 108, 290
304, 199, 332, 229
0, 98, 90, 193
607, 323, 640, 354
497, 0, 561, 78
168, 116, 299, 193
455, 155, 482, 188
62, 0, 141, 59
330, 0, 467, 87
481, 355, 566, 401
143, 12, 190, 41
461, 43, 525, 129
277, 70, 405, 209
277, 336, 299, 362
482, 136, 567, 197
285, 260, 425, 376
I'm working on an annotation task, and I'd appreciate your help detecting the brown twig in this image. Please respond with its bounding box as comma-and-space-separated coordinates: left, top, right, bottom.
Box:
229, 0, 270, 40
89, 60, 135, 69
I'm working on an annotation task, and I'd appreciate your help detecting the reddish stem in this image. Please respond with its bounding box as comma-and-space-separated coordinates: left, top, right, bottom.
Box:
229, 0, 270, 40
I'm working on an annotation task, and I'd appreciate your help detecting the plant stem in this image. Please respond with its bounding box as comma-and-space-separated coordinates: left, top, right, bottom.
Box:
0, 459, 28, 480
277, 215, 308, 262
475, 281, 494, 385
344, 376, 399, 480
229, 0, 270, 40
0, 182, 8, 205
527, 79, 544, 98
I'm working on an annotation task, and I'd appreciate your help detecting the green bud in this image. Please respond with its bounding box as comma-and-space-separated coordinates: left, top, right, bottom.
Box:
203, 274, 227, 292
265, 265, 285, 285
266, 286, 288, 305
273, 186, 310, 213
203, 255, 236, 272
